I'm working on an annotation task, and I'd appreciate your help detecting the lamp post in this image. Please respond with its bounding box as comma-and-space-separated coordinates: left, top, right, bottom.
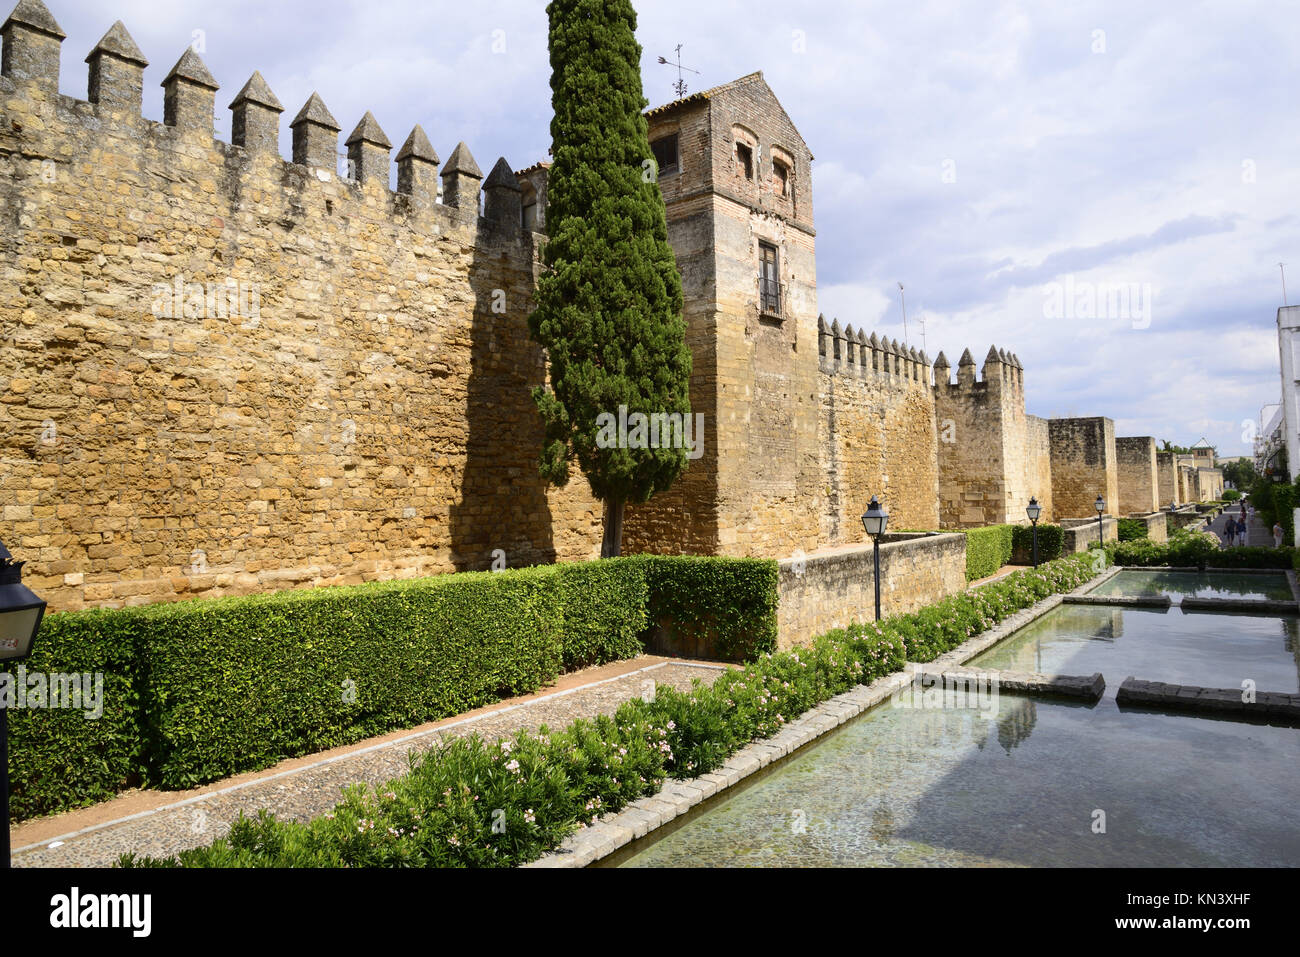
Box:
1026, 496, 1042, 568
0, 541, 47, 869
1095, 495, 1105, 549
861, 495, 889, 621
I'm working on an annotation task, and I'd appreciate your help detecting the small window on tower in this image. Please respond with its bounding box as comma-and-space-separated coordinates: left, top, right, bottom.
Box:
736, 142, 753, 180
772, 158, 789, 197
651, 134, 679, 177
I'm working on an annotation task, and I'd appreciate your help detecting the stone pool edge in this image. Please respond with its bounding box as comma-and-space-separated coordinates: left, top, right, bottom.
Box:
523, 567, 1118, 869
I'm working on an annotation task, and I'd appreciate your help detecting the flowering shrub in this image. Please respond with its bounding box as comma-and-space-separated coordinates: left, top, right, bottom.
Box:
1108, 528, 1294, 569
119, 553, 1098, 869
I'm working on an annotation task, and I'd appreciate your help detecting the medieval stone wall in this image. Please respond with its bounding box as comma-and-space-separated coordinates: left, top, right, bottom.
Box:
817, 325, 938, 538
1156, 450, 1179, 506
1048, 417, 1118, 519
933, 346, 1049, 528
1115, 436, 1158, 515
0, 14, 602, 611
776, 533, 966, 649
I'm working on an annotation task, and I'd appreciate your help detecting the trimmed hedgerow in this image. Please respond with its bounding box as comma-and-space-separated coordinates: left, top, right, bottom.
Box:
7, 556, 775, 822
630, 555, 779, 661
1106, 528, 1295, 569
118, 553, 1098, 868
1117, 518, 1149, 542
2, 607, 145, 822
137, 569, 570, 790
553, 560, 649, 670
962, 524, 1016, 581
1011, 523, 1064, 564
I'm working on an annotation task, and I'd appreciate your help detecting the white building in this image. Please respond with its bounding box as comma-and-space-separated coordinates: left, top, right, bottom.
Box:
1273, 304, 1300, 542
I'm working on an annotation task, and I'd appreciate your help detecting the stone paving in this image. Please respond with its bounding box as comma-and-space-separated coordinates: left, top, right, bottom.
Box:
1207, 503, 1272, 547
11, 658, 728, 868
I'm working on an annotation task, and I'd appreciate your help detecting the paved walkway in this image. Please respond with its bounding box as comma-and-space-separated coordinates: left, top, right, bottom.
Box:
1207, 504, 1274, 548
10, 655, 729, 868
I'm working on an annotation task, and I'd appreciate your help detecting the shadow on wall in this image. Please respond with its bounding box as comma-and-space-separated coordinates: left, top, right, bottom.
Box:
447, 228, 559, 571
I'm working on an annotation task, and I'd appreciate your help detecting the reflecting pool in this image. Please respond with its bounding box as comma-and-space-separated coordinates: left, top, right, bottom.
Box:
610, 695, 1300, 867
967, 605, 1300, 693
1090, 569, 1293, 602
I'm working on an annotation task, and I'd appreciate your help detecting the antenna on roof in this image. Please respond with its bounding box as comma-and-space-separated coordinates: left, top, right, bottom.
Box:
898, 282, 909, 345
657, 44, 700, 99
1280, 262, 1289, 306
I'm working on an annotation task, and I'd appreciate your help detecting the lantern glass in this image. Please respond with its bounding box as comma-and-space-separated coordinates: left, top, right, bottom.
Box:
1095, 496, 1105, 514
1026, 498, 1041, 522
0, 583, 45, 664
861, 496, 889, 537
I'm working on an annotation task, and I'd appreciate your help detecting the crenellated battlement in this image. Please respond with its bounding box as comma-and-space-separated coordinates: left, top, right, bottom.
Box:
816, 315, 931, 390
931, 343, 1023, 395
0, 1, 530, 234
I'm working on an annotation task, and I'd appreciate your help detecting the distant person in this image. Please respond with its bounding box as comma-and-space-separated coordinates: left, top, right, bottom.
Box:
1274, 522, 1284, 548
1222, 519, 1234, 548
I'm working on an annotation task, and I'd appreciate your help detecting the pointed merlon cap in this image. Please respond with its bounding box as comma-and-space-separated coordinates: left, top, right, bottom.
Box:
484, 156, 521, 192
396, 124, 438, 165
442, 141, 482, 178
890, 338, 902, 354
831, 318, 843, 337
868, 332, 880, 349
345, 111, 391, 148
934, 350, 950, 367
86, 20, 146, 65
229, 70, 283, 111
290, 92, 340, 131
856, 328, 868, 345
844, 323, 856, 340
958, 347, 976, 366
985, 345, 1002, 364
3, 0, 66, 39
162, 47, 218, 90
920, 351, 930, 366
1011, 353, 1022, 369
910, 346, 921, 361
817, 314, 828, 333
998, 347, 1009, 363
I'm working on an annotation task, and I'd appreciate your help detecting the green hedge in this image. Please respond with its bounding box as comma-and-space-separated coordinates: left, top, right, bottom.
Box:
1011, 524, 1064, 564
1222, 489, 1241, 501
2, 608, 144, 822
962, 525, 1016, 581
552, 560, 649, 670
6, 556, 776, 822
631, 555, 778, 661
1105, 528, 1296, 569
1117, 518, 1148, 542
119, 553, 1100, 868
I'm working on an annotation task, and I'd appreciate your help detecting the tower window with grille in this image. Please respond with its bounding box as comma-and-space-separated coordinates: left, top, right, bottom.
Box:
759, 242, 781, 317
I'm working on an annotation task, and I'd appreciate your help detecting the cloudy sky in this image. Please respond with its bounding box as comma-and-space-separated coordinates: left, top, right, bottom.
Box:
42, 0, 1300, 456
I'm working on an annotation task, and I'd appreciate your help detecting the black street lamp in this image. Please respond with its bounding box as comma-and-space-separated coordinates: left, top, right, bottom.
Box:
0, 541, 47, 869
861, 495, 889, 621
1026, 496, 1042, 568
1095, 495, 1106, 549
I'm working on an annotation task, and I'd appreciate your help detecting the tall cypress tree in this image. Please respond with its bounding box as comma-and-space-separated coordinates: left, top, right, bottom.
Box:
529, 0, 692, 557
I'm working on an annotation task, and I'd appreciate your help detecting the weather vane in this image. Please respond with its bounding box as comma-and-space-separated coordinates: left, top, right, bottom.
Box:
657, 44, 700, 99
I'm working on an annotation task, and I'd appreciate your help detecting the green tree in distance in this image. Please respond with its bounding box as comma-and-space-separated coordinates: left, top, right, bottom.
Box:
528, 0, 692, 557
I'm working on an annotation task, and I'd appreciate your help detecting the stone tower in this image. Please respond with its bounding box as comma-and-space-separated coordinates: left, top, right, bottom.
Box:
933, 345, 1051, 526
622, 73, 822, 556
